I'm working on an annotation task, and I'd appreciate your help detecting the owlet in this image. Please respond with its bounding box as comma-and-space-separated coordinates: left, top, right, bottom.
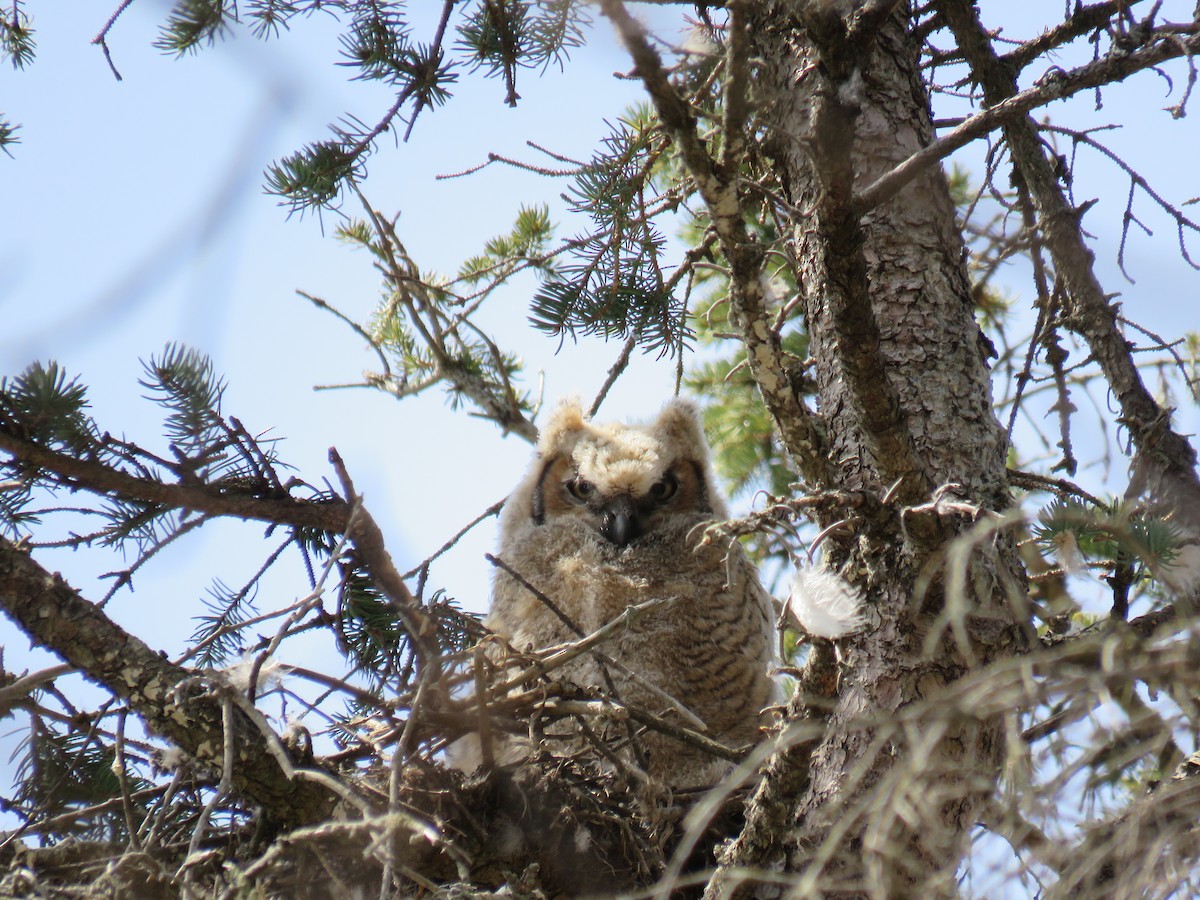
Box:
460, 399, 777, 790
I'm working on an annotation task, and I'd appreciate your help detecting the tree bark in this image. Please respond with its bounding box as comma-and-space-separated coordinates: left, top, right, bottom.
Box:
710, 4, 1027, 895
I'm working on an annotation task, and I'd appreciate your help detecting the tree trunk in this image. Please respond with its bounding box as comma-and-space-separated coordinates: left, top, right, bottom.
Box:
712, 4, 1027, 895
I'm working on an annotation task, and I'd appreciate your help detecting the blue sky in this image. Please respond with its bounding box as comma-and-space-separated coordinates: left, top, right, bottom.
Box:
3, 4, 1200, 881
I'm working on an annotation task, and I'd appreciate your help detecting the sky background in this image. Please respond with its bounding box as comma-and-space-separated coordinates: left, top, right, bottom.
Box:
3, 2, 1199, 889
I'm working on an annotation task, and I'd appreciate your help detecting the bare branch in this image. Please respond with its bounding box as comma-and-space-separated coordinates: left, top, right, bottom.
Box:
859, 25, 1200, 212
0, 536, 336, 828
939, 0, 1200, 536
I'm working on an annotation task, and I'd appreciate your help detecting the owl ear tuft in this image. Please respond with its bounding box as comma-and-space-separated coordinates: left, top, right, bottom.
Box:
537, 397, 588, 456
653, 398, 707, 454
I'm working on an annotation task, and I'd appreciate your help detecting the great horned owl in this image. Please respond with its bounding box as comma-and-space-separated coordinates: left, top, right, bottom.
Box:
464, 398, 777, 790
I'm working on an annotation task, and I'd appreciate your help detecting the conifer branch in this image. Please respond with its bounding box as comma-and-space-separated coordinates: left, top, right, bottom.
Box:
0, 428, 338, 533
600, 0, 833, 488
0, 535, 337, 829
352, 187, 538, 443
0, 425, 423, 619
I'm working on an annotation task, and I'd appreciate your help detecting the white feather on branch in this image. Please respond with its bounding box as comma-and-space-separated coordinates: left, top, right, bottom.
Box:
786, 566, 867, 639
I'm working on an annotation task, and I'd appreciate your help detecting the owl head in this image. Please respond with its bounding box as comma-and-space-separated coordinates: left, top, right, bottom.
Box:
507, 398, 727, 548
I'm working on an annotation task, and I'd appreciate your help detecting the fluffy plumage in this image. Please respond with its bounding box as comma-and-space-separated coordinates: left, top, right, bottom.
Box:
459, 398, 777, 790
786, 566, 867, 639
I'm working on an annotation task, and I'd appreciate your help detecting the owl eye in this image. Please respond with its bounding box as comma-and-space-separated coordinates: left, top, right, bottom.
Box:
648, 474, 678, 502
566, 478, 596, 500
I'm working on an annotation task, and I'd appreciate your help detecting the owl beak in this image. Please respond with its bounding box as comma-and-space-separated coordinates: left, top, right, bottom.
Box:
599, 494, 641, 547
